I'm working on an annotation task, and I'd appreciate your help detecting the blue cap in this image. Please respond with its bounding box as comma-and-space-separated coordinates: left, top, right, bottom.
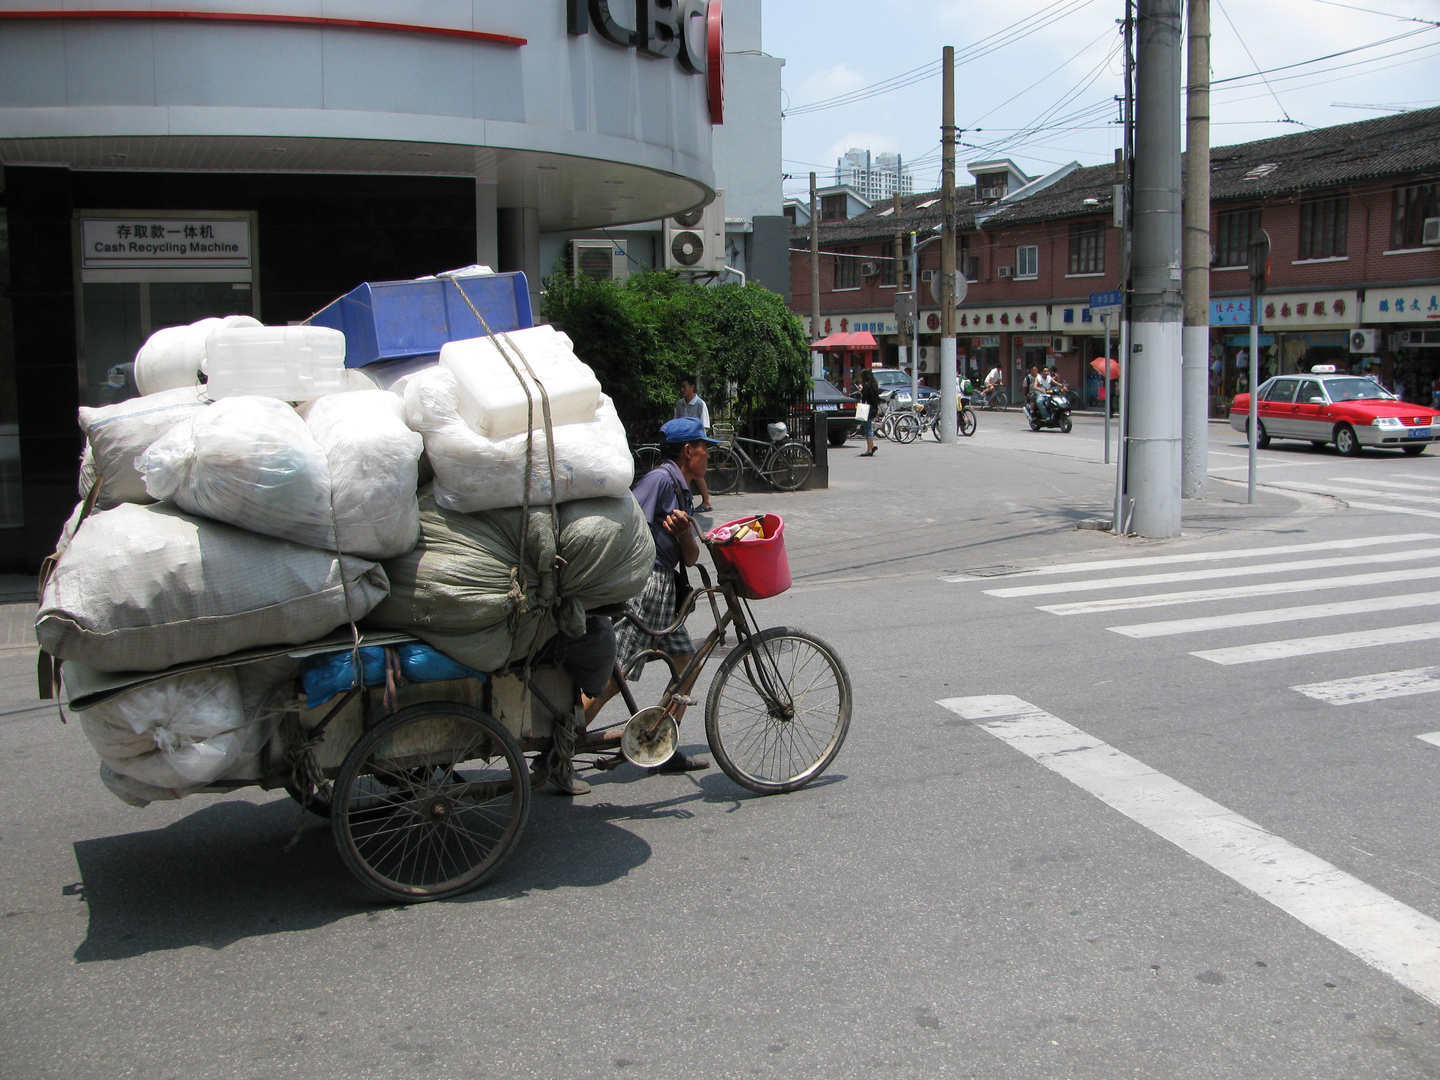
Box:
660, 416, 721, 445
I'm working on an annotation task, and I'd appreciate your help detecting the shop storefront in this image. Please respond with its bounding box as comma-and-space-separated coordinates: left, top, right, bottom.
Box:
1208, 291, 1360, 416
1364, 284, 1440, 407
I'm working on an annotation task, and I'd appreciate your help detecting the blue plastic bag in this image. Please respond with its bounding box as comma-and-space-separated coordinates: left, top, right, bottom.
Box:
302, 643, 487, 707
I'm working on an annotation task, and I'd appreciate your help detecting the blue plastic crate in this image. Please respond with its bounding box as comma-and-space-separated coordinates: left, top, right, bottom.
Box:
306, 271, 533, 368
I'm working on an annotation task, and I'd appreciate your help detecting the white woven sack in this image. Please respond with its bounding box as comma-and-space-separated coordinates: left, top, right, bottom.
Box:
78, 385, 210, 508
404, 367, 633, 513
36, 502, 388, 673
303, 391, 423, 560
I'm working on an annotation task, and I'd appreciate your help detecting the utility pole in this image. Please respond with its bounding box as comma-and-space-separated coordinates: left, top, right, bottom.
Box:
939, 45, 958, 443
1126, 0, 1183, 537
810, 171, 822, 380
1181, 0, 1211, 499
894, 192, 907, 377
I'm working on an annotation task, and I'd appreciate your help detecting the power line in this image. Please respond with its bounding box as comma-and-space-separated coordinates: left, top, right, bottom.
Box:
1305, 0, 1440, 26
1215, 0, 1301, 125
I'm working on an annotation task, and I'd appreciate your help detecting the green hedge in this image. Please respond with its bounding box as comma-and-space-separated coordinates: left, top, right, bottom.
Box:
540, 270, 812, 444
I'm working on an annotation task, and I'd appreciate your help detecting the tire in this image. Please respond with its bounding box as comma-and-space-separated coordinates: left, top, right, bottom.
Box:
894, 412, 920, 443
761, 442, 813, 492
931, 418, 944, 442
827, 429, 848, 448
874, 414, 895, 441
992, 390, 1008, 411
959, 408, 977, 437
286, 782, 332, 819
1335, 423, 1361, 457
1029, 413, 1041, 432
331, 702, 530, 902
706, 444, 742, 495
1059, 413, 1072, 434
1403, 444, 1427, 456
633, 445, 661, 479
1252, 420, 1270, 449
704, 627, 852, 795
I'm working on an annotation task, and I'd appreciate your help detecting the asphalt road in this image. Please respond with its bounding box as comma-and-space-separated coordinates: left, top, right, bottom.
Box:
3, 410, 1439, 1079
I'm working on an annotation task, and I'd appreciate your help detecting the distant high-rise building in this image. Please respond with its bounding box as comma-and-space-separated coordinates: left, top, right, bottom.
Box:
835, 149, 914, 200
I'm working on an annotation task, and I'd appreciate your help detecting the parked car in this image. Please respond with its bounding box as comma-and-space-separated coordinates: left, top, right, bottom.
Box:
810, 378, 861, 446
1229, 369, 1439, 456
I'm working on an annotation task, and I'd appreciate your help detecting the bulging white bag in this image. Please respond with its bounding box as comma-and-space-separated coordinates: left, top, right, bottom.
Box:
139, 396, 335, 550
78, 385, 210, 508
302, 391, 423, 560
404, 367, 633, 513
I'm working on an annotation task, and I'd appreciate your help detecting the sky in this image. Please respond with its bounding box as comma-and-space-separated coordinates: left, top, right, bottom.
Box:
762, 0, 1440, 202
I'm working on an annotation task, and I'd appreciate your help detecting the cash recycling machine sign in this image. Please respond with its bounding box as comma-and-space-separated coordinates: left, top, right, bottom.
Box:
81, 219, 252, 269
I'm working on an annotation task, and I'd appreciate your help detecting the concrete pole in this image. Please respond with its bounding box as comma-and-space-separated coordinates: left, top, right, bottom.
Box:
911, 231, 920, 403
939, 45, 958, 443
810, 171, 822, 380
1181, 0, 1211, 499
1127, 0, 1184, 538
895, 193, 908, 377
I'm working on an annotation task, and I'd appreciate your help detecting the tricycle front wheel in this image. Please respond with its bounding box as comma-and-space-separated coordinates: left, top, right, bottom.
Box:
704, 627, 851, 794
332, 702, 530, 902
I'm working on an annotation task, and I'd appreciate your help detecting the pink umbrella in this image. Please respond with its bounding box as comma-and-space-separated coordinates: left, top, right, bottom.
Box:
1090, 357, 1121, 379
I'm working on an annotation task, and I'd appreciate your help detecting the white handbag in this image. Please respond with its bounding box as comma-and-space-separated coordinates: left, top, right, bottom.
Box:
854, 402, 871, 422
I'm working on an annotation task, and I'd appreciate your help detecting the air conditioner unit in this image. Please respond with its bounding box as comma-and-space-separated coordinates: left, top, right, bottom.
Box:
918, 346, 934, 373
921, 269, 937, 284
1052, 336, 1073, 352
571, 239, 629, 283
1350, 328, 1379, 353
860, 261, 879, 278
1399, 329, 1417, 346
663, 191, 726, 272
997, 265, 1014, 278
980, 186, 1005, 201
1424, 217, 1440, 245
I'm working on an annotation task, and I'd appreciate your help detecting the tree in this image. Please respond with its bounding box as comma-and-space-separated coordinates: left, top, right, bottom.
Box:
540, 270, 811, 442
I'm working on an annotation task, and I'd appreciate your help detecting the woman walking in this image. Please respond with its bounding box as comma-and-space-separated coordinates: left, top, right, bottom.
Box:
858, 368, 882, 457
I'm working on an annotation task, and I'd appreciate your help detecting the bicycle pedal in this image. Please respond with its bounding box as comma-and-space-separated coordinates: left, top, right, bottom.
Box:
669, 694, 697, 707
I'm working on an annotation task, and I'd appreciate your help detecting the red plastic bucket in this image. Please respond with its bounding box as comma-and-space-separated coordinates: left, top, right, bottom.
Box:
709, 514, 791, 599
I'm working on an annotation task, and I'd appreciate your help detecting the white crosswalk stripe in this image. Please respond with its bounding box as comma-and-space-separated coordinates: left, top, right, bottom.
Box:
1190, 620, 1440, 665
1294, 666, 1440, 705
1108, 590, 1440, 638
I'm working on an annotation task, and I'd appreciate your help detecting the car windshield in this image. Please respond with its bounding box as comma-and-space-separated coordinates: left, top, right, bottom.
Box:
873, 371, 910, 387
1325, 377, 1395, 403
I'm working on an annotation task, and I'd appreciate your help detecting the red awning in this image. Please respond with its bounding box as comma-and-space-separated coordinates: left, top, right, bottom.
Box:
811, 331, 878, 350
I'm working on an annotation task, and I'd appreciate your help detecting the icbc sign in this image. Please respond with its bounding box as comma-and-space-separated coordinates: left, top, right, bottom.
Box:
567, 0, 724, 124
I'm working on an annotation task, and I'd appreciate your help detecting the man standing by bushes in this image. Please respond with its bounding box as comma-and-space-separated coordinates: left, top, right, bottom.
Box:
674, 376, 714, 512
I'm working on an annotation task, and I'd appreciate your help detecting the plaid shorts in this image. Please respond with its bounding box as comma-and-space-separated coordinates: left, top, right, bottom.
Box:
614, 566, 695, 680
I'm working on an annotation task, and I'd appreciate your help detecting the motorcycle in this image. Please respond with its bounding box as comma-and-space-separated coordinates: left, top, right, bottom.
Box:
1023, 390, 1073, 433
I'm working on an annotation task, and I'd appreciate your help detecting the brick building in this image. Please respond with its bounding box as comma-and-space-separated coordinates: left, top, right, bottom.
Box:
790, 108, 1440, 414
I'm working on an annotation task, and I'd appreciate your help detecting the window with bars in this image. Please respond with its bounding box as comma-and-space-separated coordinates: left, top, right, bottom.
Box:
1068, 222, 1104, 274
832, 248, 859, 289
1299, 196, 1347, 259
880, 250, 897, 286
1214, 208, 1260, 268
820, 193, 848, 221
1392, 183, 1438, 249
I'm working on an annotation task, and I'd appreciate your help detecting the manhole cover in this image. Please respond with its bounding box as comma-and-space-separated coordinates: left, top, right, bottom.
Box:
948, 565, 1027, 578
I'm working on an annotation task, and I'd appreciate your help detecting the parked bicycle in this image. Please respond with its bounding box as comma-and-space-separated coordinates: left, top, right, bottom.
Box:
705, 422, 814, 495
891, 396, 977, 442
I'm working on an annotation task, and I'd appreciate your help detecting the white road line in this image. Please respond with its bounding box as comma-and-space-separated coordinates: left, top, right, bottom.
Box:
1344, 478, 1440, 492
985, 547, 1440, 598
1293, 666, 1440, 705
937, 695, 1440, 1009
1390, 473, 1440, 486
1275, 483, 1440, 506
941, 532, 1435, 583
1108, 591, 1440, 638
1191, 621, 1440, 665
1040, 567, 1440, 615
1418, 732, 1440, 749
1345, 501, 1440, 521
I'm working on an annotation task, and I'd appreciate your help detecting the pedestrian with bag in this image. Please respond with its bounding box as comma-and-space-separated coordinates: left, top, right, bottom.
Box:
857, 368, 882, 457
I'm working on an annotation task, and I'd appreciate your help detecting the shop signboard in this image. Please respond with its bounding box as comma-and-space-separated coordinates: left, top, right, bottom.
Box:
81, 218, 251, 269
956, 305, 1049, 332
1210, 298, 1251, 325
1362, 285, 1440, 323
1255, 290, 1357, 328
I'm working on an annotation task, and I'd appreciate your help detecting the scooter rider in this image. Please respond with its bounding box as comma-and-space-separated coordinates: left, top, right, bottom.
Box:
1028, 365, 1053, 423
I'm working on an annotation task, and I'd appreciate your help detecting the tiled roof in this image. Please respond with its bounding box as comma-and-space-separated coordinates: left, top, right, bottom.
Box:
794, 105, 1440, 243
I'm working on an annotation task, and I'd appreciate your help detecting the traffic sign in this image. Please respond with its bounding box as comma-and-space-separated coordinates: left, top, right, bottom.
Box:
1089, 289, 1123, 317
893, 291, 917, 324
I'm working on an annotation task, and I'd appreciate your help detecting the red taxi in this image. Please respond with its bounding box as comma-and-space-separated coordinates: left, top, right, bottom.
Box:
1228, 367, 1439, 456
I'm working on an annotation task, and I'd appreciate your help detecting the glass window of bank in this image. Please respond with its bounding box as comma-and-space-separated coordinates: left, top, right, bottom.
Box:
74, 212, 257, 406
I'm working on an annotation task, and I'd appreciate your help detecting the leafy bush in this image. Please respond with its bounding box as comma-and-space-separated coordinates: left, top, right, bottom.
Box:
540, 270, 811, 444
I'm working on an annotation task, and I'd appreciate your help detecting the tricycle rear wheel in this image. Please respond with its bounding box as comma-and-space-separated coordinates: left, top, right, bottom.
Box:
332, 702, 530, 902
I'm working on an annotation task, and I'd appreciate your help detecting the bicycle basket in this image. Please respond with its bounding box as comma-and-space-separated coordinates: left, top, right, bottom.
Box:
708, 514, 791, 599
766, 422, 788, 442
713, 422, 736, 445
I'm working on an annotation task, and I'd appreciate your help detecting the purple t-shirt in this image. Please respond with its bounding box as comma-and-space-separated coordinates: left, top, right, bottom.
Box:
632, 459, 693, 570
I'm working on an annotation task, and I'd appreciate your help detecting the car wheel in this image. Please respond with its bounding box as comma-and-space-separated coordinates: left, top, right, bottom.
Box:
1335, 423, 1361, 457
1250, 420, 1270, 449
1402, 444, 1427, 456
827, 429, 848, 448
